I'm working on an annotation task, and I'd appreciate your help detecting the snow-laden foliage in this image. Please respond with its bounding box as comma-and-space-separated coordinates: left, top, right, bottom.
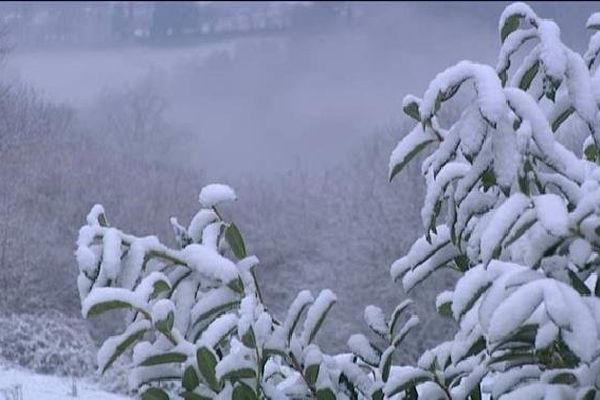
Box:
76, 2, 600, 399
76, 183, 419, 399
388, 2, 600, 398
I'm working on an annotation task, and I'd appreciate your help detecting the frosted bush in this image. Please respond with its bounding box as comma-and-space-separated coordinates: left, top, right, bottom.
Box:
0, 311, 96, 377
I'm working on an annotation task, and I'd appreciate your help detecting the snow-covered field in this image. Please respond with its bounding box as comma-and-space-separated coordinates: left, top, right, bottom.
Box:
0, 366, 129, 400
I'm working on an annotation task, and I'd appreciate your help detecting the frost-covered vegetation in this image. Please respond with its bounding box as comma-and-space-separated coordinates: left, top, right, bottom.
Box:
74, 2, 600, 399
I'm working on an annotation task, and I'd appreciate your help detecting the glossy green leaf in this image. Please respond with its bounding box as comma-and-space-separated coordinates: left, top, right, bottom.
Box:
196, 347, 220, 391
183, 366, 200, 391
141, 388, 170, 400
501, 14, 521, 42
140, 352, 187, 367
225, 223, 247, 259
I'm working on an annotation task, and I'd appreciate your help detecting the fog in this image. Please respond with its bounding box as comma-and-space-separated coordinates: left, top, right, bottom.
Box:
5, 3, 504, 177
2, 1, 600, 392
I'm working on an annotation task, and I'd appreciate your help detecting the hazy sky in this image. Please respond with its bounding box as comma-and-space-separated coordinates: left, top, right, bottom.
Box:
6, 2, 600, 177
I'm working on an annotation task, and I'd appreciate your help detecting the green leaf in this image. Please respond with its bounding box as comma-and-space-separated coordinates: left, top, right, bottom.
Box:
389, 300, 412, 336
227, 277, 245, 294
568, 270, 591, 296
140, 352, 187, 367
385, 375, 431, 398
456, 282, 492, 321
97, 212, 109, 227
392, 317, 419, 347
155, 311, 175, 336
372, 389, 384, 400
499, 69, 508, 87
501, 14, 521, 42
316, 388, 336, 400
454, 254, 469, 272
338, 373, 357, 398
190, 300, 240, 332
100, 325, 148, 374
389, 139, 434, 182
406, 387, 418, 400
544, 77, 560, 102
151, 280, 171, 299
86, 300, 135, 317
225, 223, 247, 259
465, 336, 486, 359
488, 351, 536, 367
141, 387, 170, 400
241, 328, 256, 348
585, 145, 599, 162
196, 347, 220, 391
491, 324, 538, 353
481, 168, 496, 191
578, 388, 596, 400
180, 393, 211, 400
551, 106, 574, 132
220, 368, 257, 381
519, 60, 539, 90
469, 385, 482, 400
304, 292, 336, 344
305, 363, 320, 386
437, 300, 452, 318
403, 101, 421, 121
183, 366, 200, 391
550, 372, 578, 385
232, 383, 257, 400
380, 346, 395, 382
283, 291, 313, 343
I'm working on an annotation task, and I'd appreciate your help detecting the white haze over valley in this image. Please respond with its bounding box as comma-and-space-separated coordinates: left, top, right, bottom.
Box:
5, 3, 502, 177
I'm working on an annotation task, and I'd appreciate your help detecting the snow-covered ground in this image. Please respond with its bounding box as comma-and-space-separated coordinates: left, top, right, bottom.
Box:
0, 366, 129, 400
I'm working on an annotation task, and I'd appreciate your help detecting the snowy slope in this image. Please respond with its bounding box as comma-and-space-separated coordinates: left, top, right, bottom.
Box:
0, 366, 129, 400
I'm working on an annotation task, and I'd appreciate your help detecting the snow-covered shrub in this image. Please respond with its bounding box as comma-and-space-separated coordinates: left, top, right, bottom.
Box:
386, 2, 600, 398
76, 183, 419, 398
0, 311, 96, 377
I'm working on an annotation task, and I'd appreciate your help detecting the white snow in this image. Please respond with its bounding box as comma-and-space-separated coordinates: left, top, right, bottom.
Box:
198, 313, 238, 348
497, 28, 537, 73
363, 305, 388, 337
301, 289, 336, 345
384, 366, 434, 397
535, 321, 558, 350
587, 12, 600, 29
190, 287, 239, 327
480, 192, 531, 264
498, 3, 537, 37
97, 320, 152, 374
538, 20, 567, 80
86, 204, 106, 227
487, 279, 544, 343
282, 290, 314, 340
187, 209, 218, 243
198, 184, 237, 208
388, 125, 434, 179
100, 228, 122, 283
151, 299, 175, 325
0, 365, 129, 400
347, 334, 379, 366
180, 243, 239, 284
533, 194, 569, 236
420, 60, 507, 125
421, 162, 470, 229
82, 287, 148, 318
